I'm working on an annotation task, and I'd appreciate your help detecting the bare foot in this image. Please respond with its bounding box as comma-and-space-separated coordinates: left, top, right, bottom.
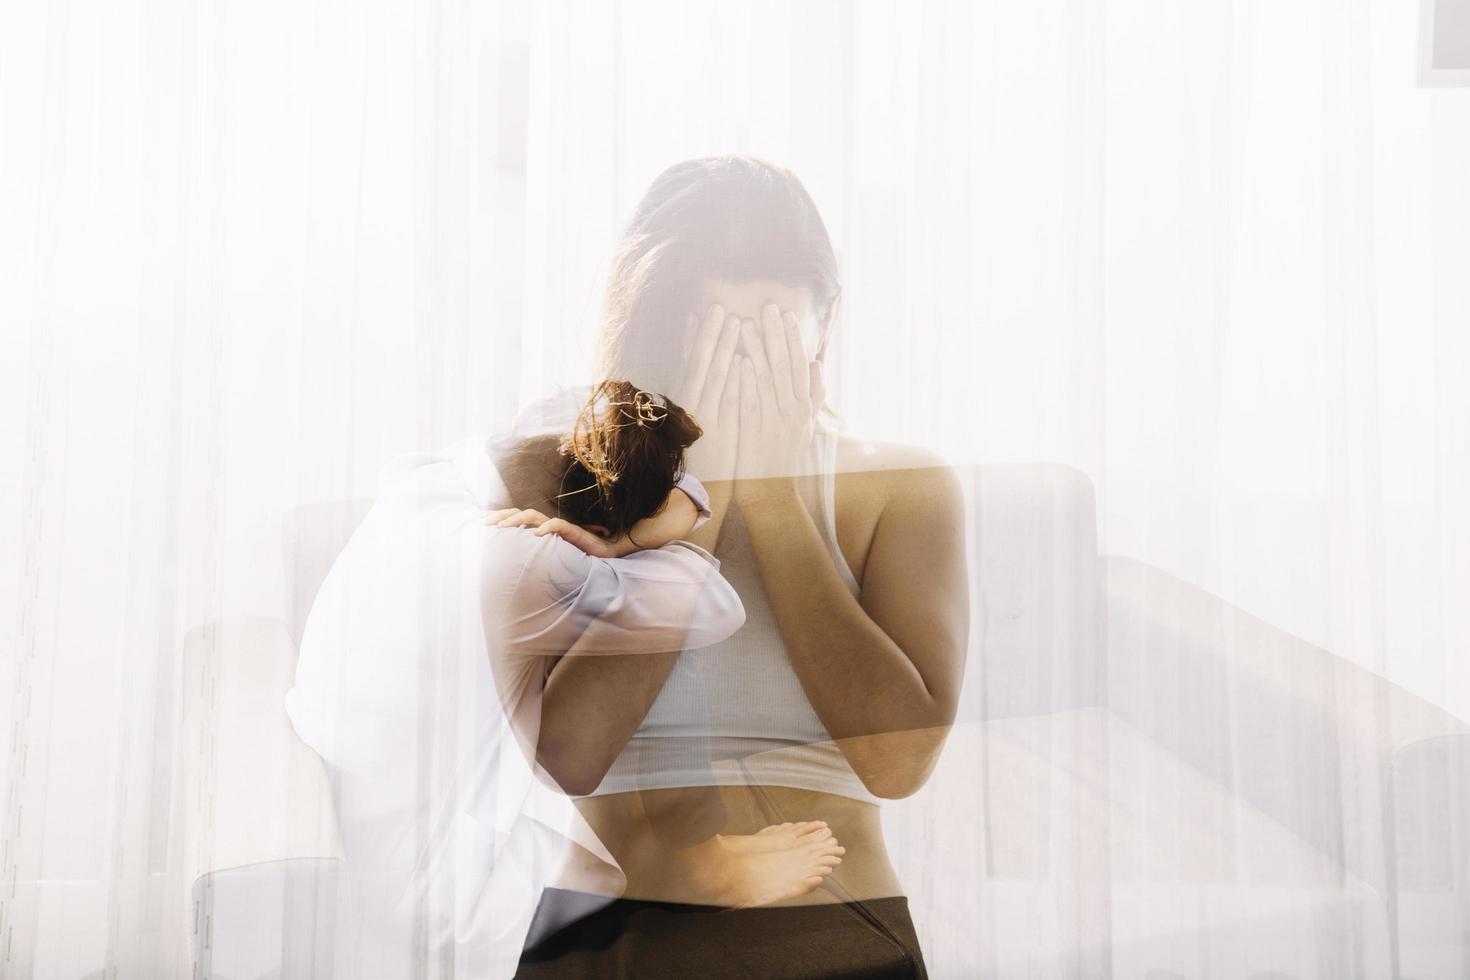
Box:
723, 821, 830, 853
671, 821, 846, 908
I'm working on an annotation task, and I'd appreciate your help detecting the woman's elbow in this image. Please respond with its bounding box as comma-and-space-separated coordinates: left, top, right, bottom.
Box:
534, 742, 613, 797
853, 754, 942, 800
859, 772, 929, 801
842, 724, 954, 800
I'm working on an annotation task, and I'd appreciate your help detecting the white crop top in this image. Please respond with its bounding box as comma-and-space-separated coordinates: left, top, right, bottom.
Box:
581, 419, 880, 805
465, 383, 878, 804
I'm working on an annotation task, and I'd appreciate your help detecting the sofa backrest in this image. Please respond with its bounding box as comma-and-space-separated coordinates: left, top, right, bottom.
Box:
280, 461, 1107, 721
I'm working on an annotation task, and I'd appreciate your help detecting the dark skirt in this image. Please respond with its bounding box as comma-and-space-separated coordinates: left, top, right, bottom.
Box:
514, 886, 929, 980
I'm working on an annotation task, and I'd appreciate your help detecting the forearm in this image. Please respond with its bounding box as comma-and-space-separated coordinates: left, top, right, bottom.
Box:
488, 532, 744, 658
737, 480, 952, 739
685, 479, 734, 553
538, 645, 681, 796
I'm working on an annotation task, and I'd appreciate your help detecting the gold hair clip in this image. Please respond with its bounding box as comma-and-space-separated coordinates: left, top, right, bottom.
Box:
607, 388, 669, 429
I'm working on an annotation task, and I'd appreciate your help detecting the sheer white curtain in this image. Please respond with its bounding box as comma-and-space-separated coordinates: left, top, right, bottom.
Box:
4, 0, 1469, 977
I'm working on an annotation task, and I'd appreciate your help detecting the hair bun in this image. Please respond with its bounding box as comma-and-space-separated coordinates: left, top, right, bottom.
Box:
555, 379, 703, 539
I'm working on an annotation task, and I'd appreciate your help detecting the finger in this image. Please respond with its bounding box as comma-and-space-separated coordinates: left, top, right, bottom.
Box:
809, 361, 826, 416
485, 508, 519, 524
719, 351, 742, 427
496, 509, 547, 528
742, 319, 777, 402
534, 517, 582, 542
761, 304, 795, 405
703, 314, 742, 418
783, 311, 810, 407
534, 519, 600, 555
739, 356, 759, 432
532, 517, 577, 540
680, 304, 725, 405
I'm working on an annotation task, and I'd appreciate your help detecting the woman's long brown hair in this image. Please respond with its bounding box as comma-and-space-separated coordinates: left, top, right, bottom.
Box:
595, 156, 842, 422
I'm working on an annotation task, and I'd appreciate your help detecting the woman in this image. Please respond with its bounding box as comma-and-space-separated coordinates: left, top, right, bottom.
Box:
287, 378, 841, 979
513, 157, 970, 978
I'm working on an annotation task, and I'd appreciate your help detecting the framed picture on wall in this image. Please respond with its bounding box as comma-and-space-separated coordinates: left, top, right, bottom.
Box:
1420, 0, 1470, 86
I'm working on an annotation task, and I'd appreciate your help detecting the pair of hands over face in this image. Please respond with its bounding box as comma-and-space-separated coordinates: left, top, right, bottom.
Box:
487, 301, 822, 557
671, 301, 825, 487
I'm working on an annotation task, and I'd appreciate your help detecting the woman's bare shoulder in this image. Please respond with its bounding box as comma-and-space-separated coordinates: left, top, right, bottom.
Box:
832, 435, 964, 536
834, 435, 958, 478
830, 436, 964, 577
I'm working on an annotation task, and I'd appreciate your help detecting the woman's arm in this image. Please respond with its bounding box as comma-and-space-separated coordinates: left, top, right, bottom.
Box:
483, 522, 743, 795
737, 458, 969, 800
728, 304, 969, 799
482, 529, 744, 658
536, 642, 682, 796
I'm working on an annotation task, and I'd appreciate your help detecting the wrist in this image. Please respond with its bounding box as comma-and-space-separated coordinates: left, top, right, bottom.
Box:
733, 475, 800, 508
695, 477, 737, 499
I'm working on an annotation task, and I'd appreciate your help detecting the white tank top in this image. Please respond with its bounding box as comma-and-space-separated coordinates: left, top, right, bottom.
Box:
582, 420, 881, 805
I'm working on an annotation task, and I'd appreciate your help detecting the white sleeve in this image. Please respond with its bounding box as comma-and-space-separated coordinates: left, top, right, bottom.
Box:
673, 472, 714, 531
483, 530, 744, 657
